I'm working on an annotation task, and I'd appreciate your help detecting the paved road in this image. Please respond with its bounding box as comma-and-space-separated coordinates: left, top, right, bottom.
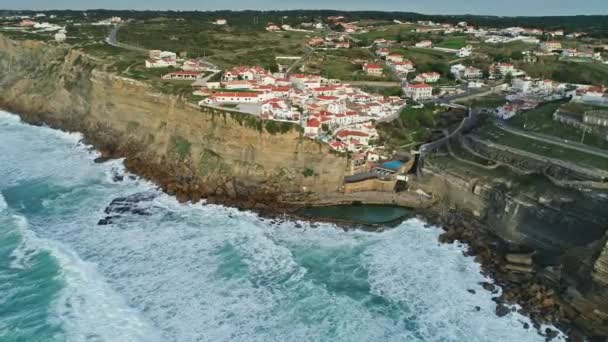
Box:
496, 122, 608, 159
106, 24, 149, 53
285, 46, 315, 76
347, 81, 401, 87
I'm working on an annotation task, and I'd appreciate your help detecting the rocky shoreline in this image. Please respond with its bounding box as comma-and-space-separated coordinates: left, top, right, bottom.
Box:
422, 208, 592, 341
3, 108, 597, 341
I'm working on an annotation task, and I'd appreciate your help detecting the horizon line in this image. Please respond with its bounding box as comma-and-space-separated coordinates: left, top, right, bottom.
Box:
1, 8, 607, 18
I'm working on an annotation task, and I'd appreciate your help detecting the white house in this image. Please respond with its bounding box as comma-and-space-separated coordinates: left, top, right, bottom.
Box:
54, 30, 66, 42
206, 92, 265, 104
363, 63, 383, 76
386, 53, 404, 63
376, 48, 390, 57
463, 66, 483, 79
405, 83, 433, 101
457, 46, 472, 58
305, 118, 321, 136
497, 63, 515, 76
512, 78, 532, 93
145, 58, 176, 68
162, 71, 203, 80
450, 64, 466, 78
415, 40, 433, 48
414, 72, 440, 83
540, 41, 562, 52
213, 19, 227, 25
393, 61, 415, 73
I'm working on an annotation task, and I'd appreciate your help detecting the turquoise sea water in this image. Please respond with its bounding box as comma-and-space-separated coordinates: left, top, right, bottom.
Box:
0, 110, 563, 342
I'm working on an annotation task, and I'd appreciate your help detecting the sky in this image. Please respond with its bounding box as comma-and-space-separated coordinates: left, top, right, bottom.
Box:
2, 0, 608, 16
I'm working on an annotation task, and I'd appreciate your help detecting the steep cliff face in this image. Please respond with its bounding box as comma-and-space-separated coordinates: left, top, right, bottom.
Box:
0, 36, 347, 205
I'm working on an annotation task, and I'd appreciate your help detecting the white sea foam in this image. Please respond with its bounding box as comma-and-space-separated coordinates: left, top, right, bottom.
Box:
9, 214, 162, 342
0, 110, 567, 342
0, 193, 6, 212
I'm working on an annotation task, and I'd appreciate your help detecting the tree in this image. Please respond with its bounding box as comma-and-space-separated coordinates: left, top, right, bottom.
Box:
321, 123, 330, 132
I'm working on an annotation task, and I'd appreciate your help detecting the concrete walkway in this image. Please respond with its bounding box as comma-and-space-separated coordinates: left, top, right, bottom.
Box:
301, 191, 437, 209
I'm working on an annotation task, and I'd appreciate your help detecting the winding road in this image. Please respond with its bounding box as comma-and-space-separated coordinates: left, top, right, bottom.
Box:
105, 25, 149, 53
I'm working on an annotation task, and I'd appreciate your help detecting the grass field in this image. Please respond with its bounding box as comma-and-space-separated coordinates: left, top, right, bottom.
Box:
390, 47, 456, 77
457, 94, 507, 109
305, 48, 396, 81
517, 56, 608, 85
509, 100, 608, 150
435, 36, 468, 49
118, 20, 311, 70
475, 41, 535, 61
475, 122, 608, 170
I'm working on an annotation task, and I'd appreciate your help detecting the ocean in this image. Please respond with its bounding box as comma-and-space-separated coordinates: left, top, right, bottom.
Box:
0, 110, 562, 341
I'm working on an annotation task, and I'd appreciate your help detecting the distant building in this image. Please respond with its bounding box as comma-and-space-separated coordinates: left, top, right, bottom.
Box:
540, 41, 562, 52
463, 66, 483, 79
20, 19, 36, 27
583, 111, 608, 127
405, 83, 433, 101
386, 53, 404, 63
414, 72, 440, 83
363, 63, 383, 76
457, 46, 472, 58
415, 40, 433, 48
145, 58, 176, 68
266, 24, 281, 32
54, 30, 67, 42
213, 19, 227, 25
162, 71, 203, 80
393, 60, 415, 73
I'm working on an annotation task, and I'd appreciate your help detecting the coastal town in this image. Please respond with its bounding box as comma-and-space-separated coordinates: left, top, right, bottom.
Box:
2, 8, 608, 342
2, 11, 607, 184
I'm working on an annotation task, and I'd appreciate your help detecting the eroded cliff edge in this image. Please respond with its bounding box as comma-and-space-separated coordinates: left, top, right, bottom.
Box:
0, 36, 347, 210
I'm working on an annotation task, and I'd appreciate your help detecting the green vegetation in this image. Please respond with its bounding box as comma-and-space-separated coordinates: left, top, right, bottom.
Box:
306, 49, 396, 81
360, 86, 404, 97
118, 20, 309, 70
264, 120, 296, 135
509, 100, 608, 150
475, 122, 608, 170
392, 47, 455, 77
517, 56, 608, 85
476, 41, 534, 62
435, 36, 467, 49
171, 136, 192, 160
457, 94, 507, 109
376, 104, 464, 148
302, 168, 315, 177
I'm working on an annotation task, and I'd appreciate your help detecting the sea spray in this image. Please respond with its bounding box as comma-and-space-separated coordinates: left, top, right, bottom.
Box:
0, 111, 565, 342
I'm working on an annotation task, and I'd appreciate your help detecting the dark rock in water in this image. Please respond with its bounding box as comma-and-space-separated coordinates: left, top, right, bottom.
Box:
496, 304, 510, 317
475, 306, 481, 311
99, 192, 158, 225
94, 156, 112, 163
310, 224, 319, 228
112, 173, 124, 182
128, 175, 136, 180
523, 322, 530, 329
295, 223, 303, 229
98, 215, 119, 225
467, 289, 476, 294
481, 282, 496, 292
545, 328, 558, 340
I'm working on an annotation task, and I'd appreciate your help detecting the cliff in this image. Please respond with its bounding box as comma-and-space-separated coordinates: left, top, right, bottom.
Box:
0, 36, 347, 208
415, 161, 608, 337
